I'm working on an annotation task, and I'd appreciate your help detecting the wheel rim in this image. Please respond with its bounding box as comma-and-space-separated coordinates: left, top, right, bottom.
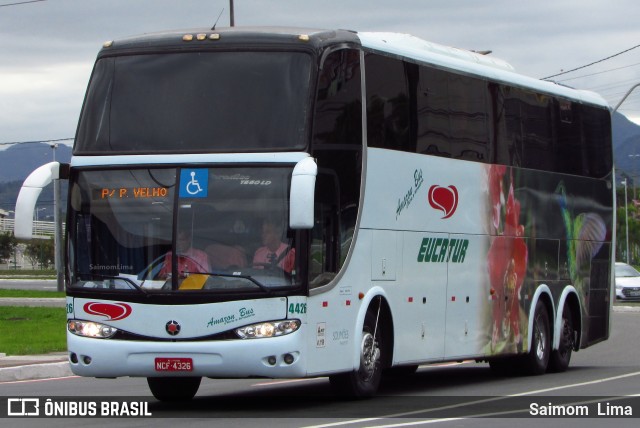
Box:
534, 314, 547, 361
359, 331, 380, 381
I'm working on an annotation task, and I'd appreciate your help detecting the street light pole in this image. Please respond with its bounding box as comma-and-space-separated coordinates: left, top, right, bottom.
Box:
54, 175, 63, 291
623, 179, 630, 264
629, 154, 640, 200
229, 0, 234, 27
50, 143, 58, 162
614, 83, 640, 112
46, 142, 63, 290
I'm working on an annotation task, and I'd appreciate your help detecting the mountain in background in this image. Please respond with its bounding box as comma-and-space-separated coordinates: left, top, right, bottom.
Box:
0, 143, 72, 183
613, 112, 640, 182
0, 143, 71, 218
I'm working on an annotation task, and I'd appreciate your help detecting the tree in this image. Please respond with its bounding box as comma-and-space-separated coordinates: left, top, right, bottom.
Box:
0, 231, 17, 261
616, 186, 640, 265
24, 239, 55, 269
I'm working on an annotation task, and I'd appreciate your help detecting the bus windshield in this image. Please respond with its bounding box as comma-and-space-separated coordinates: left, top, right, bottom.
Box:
75, 51, 312, 153
68, 166, 301, 294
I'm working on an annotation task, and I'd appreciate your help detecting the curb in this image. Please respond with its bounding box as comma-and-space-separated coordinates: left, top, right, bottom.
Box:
0, 361, 73, 382
612, 305, 640, 312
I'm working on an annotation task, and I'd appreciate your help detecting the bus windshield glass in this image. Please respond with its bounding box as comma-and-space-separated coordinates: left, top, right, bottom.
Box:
75, 51, 312, 153
68, 166, 301, 294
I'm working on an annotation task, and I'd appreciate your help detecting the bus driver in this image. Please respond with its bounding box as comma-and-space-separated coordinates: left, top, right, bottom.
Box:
159, 229, 210, 278
252, 219, 295, 273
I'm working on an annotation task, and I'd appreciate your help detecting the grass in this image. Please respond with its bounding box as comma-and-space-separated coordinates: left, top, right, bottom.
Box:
0, 269, 56, 280
0, 289, 65, 298
0, 306, 67, 355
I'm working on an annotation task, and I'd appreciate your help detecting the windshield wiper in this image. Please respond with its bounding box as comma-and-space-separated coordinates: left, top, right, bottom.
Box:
192, 271, 274, 293
195, 271, 298, 293
77, 273, 148, 295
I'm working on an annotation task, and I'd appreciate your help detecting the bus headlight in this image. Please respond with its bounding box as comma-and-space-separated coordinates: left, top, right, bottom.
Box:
235, 319, 300, 339
68, 320, 118, 339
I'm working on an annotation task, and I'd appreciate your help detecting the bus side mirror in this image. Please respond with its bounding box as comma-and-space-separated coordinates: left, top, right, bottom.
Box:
289, 157, 317, 229
14, 162, 68, 239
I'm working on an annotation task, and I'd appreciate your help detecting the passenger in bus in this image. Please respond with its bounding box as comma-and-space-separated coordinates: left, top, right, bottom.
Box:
252, 219, 295, 273
159, 229, 210, 277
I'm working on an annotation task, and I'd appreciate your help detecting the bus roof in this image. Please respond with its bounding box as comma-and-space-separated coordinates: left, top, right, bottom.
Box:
98, 26, 609, 110
357, 32, 609, 109
99, 26, 360, 55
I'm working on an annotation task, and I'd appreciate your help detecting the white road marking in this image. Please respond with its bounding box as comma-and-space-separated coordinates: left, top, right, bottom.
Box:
302, 370, 640, 428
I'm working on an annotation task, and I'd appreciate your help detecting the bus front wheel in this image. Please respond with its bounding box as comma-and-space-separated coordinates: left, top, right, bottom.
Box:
147, 376, 202, 401
329, 310, 383, 398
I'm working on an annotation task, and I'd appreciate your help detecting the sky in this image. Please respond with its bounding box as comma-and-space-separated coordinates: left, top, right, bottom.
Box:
1, 0, 640, 149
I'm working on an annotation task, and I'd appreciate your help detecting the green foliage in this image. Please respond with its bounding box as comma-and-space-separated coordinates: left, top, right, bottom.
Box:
616, 186, 640, 264
0, 307, 66, 355
0, 289, 65, 298
24, 239, 55, 269
0, 231, 17, 260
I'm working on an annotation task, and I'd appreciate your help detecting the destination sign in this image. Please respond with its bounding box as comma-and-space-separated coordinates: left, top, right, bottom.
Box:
96, 187, 169, 199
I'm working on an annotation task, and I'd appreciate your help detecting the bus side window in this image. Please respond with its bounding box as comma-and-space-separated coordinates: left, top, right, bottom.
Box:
309, 170, 340, 287
312, 49, 362, 146
310, 48, 363, 288
365, 53, 414, 152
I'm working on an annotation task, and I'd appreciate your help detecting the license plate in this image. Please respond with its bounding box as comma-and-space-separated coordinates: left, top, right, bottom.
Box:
629, 290, 640, 297
155, 357, 193, 372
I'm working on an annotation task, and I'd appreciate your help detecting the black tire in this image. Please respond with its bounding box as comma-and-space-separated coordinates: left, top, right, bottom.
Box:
329, 310, 384, 398
521, 300, 550, 375
548, 304, 574, 373
147, 376, 202, 402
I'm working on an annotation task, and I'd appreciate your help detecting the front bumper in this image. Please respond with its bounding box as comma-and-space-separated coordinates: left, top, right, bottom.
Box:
67, 325, 307, 378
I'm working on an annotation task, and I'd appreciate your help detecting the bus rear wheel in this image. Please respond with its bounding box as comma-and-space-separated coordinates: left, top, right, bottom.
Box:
329, 310, 383, 398
147, 376, 202, 401
521, 300, 550, 375
548, 304, 574, 373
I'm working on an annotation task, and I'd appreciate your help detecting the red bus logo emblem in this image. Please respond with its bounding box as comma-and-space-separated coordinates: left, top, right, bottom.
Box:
428, 185, 458, 219
83, 302, 132, 321
165, 320, 181, 336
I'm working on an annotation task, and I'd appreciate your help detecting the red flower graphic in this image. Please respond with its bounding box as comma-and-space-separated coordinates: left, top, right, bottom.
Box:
487, 166, 527, 352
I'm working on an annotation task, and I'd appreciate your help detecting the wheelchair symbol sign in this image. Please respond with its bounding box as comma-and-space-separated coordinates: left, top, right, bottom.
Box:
179, 169, 208, 198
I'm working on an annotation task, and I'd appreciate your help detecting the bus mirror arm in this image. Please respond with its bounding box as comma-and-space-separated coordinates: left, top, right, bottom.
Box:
289, 157, 317, 229
14, 161, 69, 239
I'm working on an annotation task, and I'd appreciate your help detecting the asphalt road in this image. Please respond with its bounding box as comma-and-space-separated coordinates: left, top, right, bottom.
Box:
1, 310, 639, 427
0, 279, 57, 291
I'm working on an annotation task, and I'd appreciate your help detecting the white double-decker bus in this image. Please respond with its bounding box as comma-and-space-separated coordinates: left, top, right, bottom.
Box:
15, 27, 614, 400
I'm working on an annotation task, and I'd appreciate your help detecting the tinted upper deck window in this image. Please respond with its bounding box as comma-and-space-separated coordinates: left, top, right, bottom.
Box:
76, 51, 312, 154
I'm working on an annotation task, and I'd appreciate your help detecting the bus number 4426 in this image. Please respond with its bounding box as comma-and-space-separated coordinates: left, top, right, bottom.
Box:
289, 303, 307, 314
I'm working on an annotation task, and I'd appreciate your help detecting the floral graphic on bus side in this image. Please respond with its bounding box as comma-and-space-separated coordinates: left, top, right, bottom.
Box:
486, 165, 528, 354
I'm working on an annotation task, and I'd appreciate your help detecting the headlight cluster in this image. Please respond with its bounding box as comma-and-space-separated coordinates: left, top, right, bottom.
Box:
235, 319, 300, 339
68, 320, 118, 339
